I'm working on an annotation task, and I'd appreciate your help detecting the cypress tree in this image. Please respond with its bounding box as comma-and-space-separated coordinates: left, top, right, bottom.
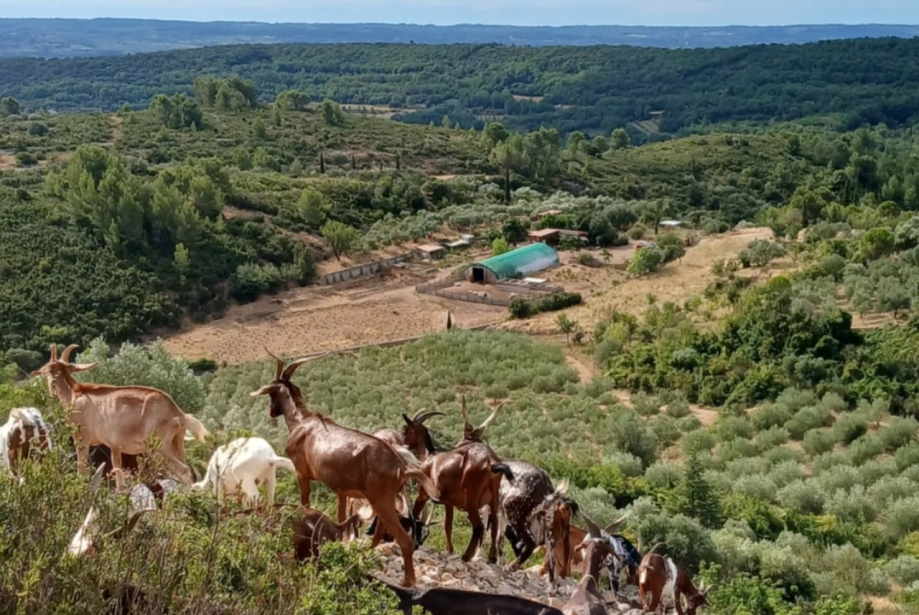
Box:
319, 152, 326, 174
678, 454, 722, 528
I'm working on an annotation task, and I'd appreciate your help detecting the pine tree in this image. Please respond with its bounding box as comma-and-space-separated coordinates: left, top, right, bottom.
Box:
319, 152, 326, 174
677, 454, 722, 528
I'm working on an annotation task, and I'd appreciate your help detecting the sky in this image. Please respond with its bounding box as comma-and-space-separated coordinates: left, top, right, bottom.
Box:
4, 0, 919, 26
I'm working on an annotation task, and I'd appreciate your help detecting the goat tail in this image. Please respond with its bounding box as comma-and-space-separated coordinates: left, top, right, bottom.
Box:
269, 456, 296, 474
391, 445, 422, 470
181, 414, 209, 442
490, 463, 515, 484
404, 468, 440, 502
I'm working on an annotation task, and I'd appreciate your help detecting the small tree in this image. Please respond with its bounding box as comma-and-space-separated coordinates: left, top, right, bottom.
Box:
0, 96, 21, 117
502, 218, 528, 245
492, 237, 511, 256
298, 187, 327, 229
557, 313, 578, 344
611, 127, 631, 150
321, 99, 345, 126
677, 454, 722, 528
173, 242, 190, 284
321, 221, 358, 261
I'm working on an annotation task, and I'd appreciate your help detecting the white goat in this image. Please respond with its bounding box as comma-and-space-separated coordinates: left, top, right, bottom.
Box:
67, 466, 178, 557
0, 407, 53, 478
192, 437, 295, 507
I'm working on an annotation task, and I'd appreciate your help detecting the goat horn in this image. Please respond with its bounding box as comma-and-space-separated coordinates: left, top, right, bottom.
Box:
60, 344, 79, 363
413, 410, 445, 424
460, 395, 472, 429
50, 344, 58, 362
604, 512, 630, 534
281, 352, 330, 381
264, 346, 285, 381
580, 512, 603, 539
477, 402, 504, 431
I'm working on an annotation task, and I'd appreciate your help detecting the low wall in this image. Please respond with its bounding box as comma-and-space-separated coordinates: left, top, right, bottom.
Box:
321, 252, 414, 285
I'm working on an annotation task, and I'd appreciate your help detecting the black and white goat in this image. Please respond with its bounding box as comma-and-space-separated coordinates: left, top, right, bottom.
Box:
490, 460, 571, 587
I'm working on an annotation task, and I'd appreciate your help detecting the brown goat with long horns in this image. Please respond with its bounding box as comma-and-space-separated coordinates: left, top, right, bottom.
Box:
252, 348, 440, 587
411, 396, 513, 563
373, 409, 444, 462
33, 344, 208, 488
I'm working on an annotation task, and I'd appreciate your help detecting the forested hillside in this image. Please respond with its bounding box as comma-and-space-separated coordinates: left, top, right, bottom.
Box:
4, 19, 919, 58
3, 37, 919, 136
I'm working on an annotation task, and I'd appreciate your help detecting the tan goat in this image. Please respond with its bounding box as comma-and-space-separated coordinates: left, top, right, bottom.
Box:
33, 344, 208, 488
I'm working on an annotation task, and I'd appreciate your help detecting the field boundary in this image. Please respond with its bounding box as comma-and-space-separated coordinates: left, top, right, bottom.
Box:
321, 252, 415, 285
416, 276, 510, 306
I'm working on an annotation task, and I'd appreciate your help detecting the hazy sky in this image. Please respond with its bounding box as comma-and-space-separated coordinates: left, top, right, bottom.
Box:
5, 0, 919, 26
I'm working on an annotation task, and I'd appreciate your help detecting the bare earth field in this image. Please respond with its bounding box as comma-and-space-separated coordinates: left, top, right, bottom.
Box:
163, 227, 779, 366
162, 267, 505, 365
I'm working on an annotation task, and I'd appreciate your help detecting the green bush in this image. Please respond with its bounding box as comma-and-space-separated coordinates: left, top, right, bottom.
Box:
627, 245, 665, 277
738, 239, 786, 268
802, 428, 836, 456
833, 413, 868, 444
230, 262, 285, 303
508, 292, 582, 319
777, 480, 825, 515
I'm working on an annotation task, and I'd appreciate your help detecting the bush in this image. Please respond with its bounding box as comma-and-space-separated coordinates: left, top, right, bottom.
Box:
885, 496, 919, 540
825, 485, 877, 523
627, 245, 665, 277
887, 556, 919, 586
657, 233, 686, 262
752, 403, 794, 430
879, 417, 919, 451
802, 428, 836, 456
230, 262, 285, 303
508, 292, 582, 319
777, 480, 825, 514
739, 239, 786, 268
785, 405, 831, 440
833, 413, 868, 444
716, 415, 755, 441
644, 461, 683, 490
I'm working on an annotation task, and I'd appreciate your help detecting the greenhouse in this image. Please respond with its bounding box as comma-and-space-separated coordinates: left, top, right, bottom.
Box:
464, 243, 560, 284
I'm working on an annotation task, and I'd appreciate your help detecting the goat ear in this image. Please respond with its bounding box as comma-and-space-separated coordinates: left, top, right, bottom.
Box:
69, 362, 98, 374
30, 365, 50, 377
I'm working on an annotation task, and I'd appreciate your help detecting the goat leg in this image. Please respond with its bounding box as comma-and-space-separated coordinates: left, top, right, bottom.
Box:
296, 473, 312, 507
337, 494, 348, 523
443, 505, 455, 554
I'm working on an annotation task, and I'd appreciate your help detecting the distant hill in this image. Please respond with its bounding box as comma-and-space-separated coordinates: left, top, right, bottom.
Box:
3, 38, 919, 137
2, 18, 919, 57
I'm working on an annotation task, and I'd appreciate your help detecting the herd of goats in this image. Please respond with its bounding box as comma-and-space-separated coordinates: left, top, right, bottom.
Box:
0, 343, 713, 615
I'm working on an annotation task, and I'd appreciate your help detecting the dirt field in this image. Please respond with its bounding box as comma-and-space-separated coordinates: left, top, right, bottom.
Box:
161, 267, 505, 365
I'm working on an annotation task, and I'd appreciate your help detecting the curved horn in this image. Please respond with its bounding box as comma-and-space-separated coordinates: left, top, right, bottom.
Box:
264, 346, 285, 381
477, 401, 504, 431
281, 352, 329, 381
61, 343, 79, 363
581, 512, 603, 539
50, 344, 58, 362
413, 410, 445, 425
604, 512, 630, 534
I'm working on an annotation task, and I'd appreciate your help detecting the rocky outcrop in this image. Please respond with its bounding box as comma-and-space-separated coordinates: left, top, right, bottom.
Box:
374, 543, 644, 614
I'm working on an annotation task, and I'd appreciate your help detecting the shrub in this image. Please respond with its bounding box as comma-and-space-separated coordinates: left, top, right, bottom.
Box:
833, 413, 868, 444
880, 417, 919, 451
896, 442, 919, 471
886, 496, 919, 540
754, 426, 790, 451
816, 464, 862, 493
230, 262, 284, 303
657, 233, 686, 263
848, 434, 886, 465
752, 403, 794, 430
676, 415, 703, 433
608, 411, 658, 467
635, 512, 718, 574
777, 480, 825, 514
868, 475, 918, 508
508, 296, 536, 319
606, 451, 644, 477
734, 475, 778, 501
888, 556, 919, 586
644, 461, 683, 490
768, 460, 805, 485
716, 415, 755, 441
627, 246, 665, 277
825, 485, 877, 523
802, 428, 836, 456
785, 405, 831, 440
739, 239, 786, 268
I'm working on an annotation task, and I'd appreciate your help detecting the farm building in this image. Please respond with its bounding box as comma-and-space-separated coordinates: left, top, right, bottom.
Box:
464, 243, 560, 284
527, 228, 589, 246
416, 244, 446, 260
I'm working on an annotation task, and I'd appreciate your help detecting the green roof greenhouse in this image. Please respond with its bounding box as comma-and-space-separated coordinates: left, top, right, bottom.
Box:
464, 243, 560, 283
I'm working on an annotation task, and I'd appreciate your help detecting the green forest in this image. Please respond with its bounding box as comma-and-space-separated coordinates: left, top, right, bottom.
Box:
3, 37, 919, 136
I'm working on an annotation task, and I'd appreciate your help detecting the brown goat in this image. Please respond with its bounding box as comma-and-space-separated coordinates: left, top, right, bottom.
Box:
562, 515, 619, 615
33, 344, 208, 488
637, 549, 709, 615
412, 397, 511, 563
252, 349, 440, 587
538, 506, 585, 578
292, 508, 363, 561
373, 409, 444, 461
